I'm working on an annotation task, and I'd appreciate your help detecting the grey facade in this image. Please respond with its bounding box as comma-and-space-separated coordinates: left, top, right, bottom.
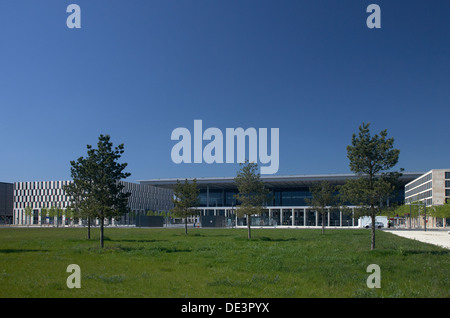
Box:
0, 182, 13, 224
405, 169, 450, 206
13, 180, 173, 225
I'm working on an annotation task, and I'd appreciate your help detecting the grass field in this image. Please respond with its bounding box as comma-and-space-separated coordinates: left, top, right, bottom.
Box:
0, 227, 448, 298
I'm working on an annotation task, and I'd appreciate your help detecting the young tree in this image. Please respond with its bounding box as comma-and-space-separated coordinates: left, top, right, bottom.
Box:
428, 202, 450, 227
64, 134, 131, 248
40, 208, 48, 226
64, 177, 97, 239
64, 206, 75, 226
341, 123, 401, 250
172, 179, 200, 235
48, 206, 57, 226
24, 206, 32, 226
305, 181, 338, 234
234, 161, 271, 239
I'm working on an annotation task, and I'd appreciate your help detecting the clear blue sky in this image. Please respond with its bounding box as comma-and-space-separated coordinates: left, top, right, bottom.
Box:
1, 0, 449, 183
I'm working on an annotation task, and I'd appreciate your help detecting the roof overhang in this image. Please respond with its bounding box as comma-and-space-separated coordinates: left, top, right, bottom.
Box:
138, 172, 424, 191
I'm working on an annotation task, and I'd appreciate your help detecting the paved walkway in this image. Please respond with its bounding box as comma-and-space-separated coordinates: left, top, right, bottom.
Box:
384, 229, 450, 249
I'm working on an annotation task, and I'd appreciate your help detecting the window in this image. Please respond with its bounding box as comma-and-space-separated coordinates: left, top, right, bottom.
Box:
446, 181, 450, 187
446, 172, 450, 179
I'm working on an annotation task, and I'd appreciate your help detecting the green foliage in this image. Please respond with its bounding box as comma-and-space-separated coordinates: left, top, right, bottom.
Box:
24, 206, 32, 225
392, 201, 426, 218
47, 206, 56, 218
234, 161, 271, 239
24, 206, 32, 217
64, 134, 131, 247
146, 210, 172, 218
234, 161, 270, 217
428, 203, 450, 218
40, 208, 48, 224
346, 122, 399, 177
305, 181, 338, 234
342, 123, 401, 249
172, 179, 200, 235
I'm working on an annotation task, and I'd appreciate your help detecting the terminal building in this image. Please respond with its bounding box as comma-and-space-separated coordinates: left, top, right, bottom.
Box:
140, 172, 423, 228
9, 170, 449, 228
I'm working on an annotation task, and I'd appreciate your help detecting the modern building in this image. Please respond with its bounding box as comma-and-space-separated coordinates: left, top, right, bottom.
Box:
0, 182, 13, 224
404, 169, 450, 227
13, 180, 173, 225
405, 169, 450, 206
12, 171, 437, 228
140, 172, 423, 228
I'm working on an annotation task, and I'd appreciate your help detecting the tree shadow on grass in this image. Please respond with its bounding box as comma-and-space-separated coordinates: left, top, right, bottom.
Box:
257, 236, 298, 242
0, 249, 49, 254
234, 236, 299, 242
398, 249, 449, 256
108, 238, 168, 243
189, 233, 235, 238
94, 244, 192, 254
367, 248, 449, 257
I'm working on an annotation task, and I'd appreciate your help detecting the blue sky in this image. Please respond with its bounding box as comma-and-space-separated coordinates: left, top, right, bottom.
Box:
1, 0, 449, 183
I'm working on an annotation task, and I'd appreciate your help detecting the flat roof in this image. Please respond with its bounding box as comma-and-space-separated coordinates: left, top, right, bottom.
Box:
404, 169, 450, 186
138, 172, 424, 190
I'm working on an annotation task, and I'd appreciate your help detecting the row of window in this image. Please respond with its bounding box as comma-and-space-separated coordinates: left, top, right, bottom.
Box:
15, 195, 68, 203
405, 190, 432, 203
14, 189, 66, 197
405, 198, 433, 206
15, 201, 70, 209
405, 181, 432, 198
14, 181, 171, 195
15, 181, 71, 190
405, 173, 432, 192
445, 171, 450, 199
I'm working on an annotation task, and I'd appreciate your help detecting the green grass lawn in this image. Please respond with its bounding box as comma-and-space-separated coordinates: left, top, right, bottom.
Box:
0, 227, 448, 298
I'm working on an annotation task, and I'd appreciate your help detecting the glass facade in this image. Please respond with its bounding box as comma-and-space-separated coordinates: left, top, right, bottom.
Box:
198, 187, 404, 208
194, 182, 410, 228
199, 187, 316, 207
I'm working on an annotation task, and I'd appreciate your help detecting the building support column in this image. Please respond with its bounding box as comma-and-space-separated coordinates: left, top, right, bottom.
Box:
327, 208, 330, 227
292, 208, 294, 226
352, 208, 355, 227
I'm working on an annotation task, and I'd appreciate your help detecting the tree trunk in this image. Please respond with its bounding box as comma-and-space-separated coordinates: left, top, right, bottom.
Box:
322, 212, 325, 235
100, 217, 104, 248
247, 214, 251, 239
87, 218, 91, 240
184, 217, 188, 235
371, 207, 376, 250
